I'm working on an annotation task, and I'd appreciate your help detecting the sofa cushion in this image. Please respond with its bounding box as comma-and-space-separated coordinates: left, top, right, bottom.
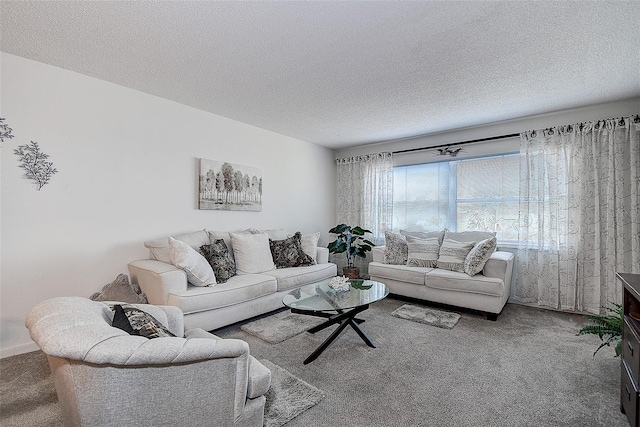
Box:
262, 263, 337, 292
230, 232, 276, 274
384, 231, 408, 265
145, 230, 210, 263
169, 237, 217, 287
435, 238, 475, 273
368, 261, 432, 285
167, 274, 278, 314
200, 240, 236, 284
269, 232, 315, 268
464, 237, 497, 276
300, 232, 321, 262
444, 230, 496, 243
425, 269, 505, 297
207, 229, 254, 261
401, 230, 445, 245
406, 236, 440, 268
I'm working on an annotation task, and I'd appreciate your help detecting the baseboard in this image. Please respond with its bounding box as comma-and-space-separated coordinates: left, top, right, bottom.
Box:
0, 341, 39, 359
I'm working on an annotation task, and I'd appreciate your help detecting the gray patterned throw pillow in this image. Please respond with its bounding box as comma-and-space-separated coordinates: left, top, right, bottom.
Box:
406, 236, 440, 268
384, 231, 408, 265
436, 238, 475, 272
109, 304, 175, 339
463, 237, 497, 276
269, 232, 315, 269
200, 240, 236, 284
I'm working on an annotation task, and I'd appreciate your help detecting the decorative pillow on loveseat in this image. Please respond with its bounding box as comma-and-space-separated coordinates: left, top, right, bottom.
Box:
436, 238, 475, 273
269, 232, 315, 268
200, 240, 236, 284
384, 231, 408, 265
406, 236, 440, 268
464, 237, 497, 276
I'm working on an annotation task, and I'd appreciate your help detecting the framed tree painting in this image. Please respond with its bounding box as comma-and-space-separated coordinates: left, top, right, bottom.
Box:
199, 159, 262, 211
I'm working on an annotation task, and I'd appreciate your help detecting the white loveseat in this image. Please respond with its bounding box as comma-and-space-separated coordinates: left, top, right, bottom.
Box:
368, 230, 514, 320
128, 229, 337, 332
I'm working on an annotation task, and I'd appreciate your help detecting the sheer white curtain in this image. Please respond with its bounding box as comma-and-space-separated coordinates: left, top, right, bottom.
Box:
335, 152, 393, 275
515, 116, 640, 314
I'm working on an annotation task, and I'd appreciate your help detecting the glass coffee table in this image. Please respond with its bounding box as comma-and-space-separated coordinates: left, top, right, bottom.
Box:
282, 278, 389, 364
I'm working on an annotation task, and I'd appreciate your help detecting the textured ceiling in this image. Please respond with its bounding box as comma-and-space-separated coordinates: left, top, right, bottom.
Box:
1, 1, 639, 149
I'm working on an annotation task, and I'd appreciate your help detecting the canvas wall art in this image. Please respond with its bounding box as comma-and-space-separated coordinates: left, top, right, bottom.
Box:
199, 159, 262, 211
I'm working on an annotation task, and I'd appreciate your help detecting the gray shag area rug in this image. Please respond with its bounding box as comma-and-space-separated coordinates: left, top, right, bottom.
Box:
241, 311, 325, 344
0, 352, 323, 427
260, 359, 325, 427
391, 304, 461, 329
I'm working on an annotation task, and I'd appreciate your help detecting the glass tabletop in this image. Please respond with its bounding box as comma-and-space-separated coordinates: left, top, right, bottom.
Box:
283, 279, 389, 312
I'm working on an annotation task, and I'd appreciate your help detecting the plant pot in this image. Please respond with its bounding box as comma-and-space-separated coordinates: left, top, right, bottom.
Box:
342, 267, 360, 279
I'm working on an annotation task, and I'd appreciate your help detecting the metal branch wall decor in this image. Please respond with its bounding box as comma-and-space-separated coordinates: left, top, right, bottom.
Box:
2, 117, 58, 190
14, 141, 58, 191
0, 117, 14, 144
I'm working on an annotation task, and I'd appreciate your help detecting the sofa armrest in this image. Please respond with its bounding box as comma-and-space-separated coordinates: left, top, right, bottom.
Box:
316, 247, 329, 264
128, 260, 188, 305
372, 246, 385, 263
184, 328, 271, 398
483, 251, 514, 288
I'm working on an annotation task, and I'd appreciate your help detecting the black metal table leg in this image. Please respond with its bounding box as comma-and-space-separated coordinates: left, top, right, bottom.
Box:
296, 304, 374, 363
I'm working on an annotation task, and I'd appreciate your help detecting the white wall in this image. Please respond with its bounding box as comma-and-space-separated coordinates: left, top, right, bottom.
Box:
0, 53, 336, 357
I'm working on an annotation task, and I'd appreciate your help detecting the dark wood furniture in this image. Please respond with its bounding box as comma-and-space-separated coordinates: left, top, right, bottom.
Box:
620, 272, 640, 427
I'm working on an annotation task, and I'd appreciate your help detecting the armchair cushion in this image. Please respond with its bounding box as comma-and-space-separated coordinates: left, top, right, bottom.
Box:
109, 303, 176, 339
112, 304, 140, 335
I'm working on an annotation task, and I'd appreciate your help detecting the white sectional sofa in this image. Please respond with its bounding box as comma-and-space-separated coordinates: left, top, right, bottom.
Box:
128, 228, 337, 332
368, 230, 514, 320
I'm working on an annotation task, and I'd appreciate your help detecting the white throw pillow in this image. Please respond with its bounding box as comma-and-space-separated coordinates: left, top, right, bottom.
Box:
436, 238, 475, 273
406, 236, 440, 268
300, 232, 320, 262
230, 232, 276, 274
464, 237, 497, 276
168, 237, 216, 287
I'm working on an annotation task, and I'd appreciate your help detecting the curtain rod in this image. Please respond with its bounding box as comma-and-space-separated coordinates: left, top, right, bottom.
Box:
392, 133, 520, 155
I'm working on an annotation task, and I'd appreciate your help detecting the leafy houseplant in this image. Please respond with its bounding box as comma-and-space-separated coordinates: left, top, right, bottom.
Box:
327, 224, 374, 279
576, 302, 623, 357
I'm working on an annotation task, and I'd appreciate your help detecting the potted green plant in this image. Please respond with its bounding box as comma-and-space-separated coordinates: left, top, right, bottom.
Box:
576, 302, 623, 357
327, 224, 374, 279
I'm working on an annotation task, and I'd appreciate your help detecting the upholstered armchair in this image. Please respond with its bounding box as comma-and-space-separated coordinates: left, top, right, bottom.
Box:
25, 297, 270, 427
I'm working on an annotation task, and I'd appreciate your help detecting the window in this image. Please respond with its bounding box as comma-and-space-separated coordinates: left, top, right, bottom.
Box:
392, 154, 520, 243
